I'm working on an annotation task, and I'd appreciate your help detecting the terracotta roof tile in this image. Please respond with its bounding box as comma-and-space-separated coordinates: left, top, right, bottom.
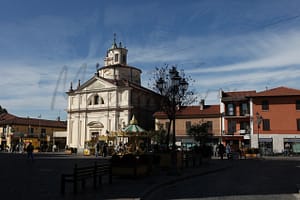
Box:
251, 86, 300, 97
154, 105, 220, 118
0, 113, 67, 128
223, 90, 257, 98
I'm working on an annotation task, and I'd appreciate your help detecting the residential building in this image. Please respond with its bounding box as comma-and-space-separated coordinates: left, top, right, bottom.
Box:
250, 86, 300, 154
0, 113, 67, 151
220, 90, 256, 151
153, 100, 221, 149
221, 86, 300, 154
66, 36, 161, 152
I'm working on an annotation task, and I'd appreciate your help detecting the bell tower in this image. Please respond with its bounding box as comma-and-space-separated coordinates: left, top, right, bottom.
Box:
104, 33, 128, 66
98, 34, 142, 85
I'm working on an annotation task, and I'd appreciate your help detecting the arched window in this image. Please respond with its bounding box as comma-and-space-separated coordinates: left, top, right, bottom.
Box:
94, 95, 99, 105
100, 97, 104, 104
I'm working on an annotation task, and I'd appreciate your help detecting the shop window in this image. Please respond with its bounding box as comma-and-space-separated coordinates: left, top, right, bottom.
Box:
262, 119, 270, 130
262, 100, 269, 110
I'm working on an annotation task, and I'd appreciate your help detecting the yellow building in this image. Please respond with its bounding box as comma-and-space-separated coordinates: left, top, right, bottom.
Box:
0, 113, 67, 152
153, 101, 221, 150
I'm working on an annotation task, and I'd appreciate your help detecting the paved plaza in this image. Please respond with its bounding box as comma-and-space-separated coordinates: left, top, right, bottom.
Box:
1, 153, 300, 200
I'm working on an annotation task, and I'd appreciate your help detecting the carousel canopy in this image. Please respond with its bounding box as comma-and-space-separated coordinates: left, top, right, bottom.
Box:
123, 115, 146, 133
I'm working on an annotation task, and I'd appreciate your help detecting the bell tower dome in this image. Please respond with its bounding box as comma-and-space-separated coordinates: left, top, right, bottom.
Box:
98, 34, 142, 85
104, 33, 128, 66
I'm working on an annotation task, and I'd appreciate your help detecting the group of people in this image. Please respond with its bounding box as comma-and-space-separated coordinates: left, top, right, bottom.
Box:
217, 143, 232, 159
95, 142, 108, 157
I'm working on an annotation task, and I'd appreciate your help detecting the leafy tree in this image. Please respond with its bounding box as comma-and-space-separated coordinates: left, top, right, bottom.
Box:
188, 122, 212, 146
0, 105, 7, 114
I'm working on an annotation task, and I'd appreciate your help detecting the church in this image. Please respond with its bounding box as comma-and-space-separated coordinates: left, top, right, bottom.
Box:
66, 36, 161, 152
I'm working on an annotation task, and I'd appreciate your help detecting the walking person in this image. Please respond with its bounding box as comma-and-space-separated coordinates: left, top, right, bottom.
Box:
226, 143, 231, 159
218, 143, 225, 160
103, 143, 108, 157
26, 142, 34, 161
95, 142, 100, 157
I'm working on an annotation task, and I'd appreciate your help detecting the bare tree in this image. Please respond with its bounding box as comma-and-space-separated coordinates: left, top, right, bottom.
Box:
150, 64, 196, 149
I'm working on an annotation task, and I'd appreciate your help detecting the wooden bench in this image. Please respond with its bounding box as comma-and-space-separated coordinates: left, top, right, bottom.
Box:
61, 162, 112, 194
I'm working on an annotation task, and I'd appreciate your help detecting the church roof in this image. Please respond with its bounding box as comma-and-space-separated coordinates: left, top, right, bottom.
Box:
68, 74, 161, 97
98, 64, 142, 73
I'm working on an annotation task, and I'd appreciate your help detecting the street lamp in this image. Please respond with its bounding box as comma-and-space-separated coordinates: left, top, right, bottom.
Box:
256, 112, 263, 154
156, 66, 188, 168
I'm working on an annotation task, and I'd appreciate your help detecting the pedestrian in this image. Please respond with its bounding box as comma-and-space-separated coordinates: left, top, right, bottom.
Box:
26, 142, 34, 160
95, 142, 100, 157
218, 143, 225, 160
103, 143, 108, 157
226, 143, 231, 159
284, 143, 290, 156
213, 144, 218, 157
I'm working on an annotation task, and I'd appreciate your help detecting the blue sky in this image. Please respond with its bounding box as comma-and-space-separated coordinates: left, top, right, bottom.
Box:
1, 0, 300, 120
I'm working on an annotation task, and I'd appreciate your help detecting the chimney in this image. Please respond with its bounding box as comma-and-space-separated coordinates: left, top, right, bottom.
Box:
200, 99, 205, 110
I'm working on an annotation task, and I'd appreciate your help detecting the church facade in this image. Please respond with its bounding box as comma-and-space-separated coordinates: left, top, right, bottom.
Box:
66, 37, 161, 152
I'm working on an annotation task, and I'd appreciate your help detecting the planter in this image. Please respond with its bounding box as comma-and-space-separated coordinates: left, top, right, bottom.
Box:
111, 154, 150, 177
245, 153, 258, 159
112, 165, 148, 177
65, 150, 72, 155
158, 152, 182, 169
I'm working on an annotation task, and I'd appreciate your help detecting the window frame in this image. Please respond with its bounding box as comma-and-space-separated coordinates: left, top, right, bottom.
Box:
186, 121, 191, 134
115, 53, 119, 62
262, 119, 270, 131
227, 103, 235, 116
296, 100, 300, 110
262, 100, 269, 111
297, 119, 300, 131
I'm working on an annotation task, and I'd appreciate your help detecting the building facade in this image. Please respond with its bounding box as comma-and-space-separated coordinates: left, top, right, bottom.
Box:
250, 87, 300, 154
221, 86, 300, 154
66, 37, 161, 152
0, 113, 67, 151
220, 90, 256, 151
153, 100, 221, 149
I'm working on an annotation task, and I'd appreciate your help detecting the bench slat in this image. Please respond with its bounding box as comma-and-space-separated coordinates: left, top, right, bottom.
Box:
61, 162, 112, 194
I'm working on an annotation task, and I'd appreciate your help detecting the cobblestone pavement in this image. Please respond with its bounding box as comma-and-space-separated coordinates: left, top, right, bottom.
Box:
1, 153, 300, 200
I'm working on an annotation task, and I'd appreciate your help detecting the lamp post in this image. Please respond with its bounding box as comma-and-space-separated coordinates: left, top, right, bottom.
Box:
256, 112, 263, 154
156, 66, 188, 170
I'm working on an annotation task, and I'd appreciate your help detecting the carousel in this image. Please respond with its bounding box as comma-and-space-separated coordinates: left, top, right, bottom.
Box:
121, 115, 148, 154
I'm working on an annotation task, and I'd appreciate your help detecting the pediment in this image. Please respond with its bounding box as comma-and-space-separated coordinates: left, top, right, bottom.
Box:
86, 80, 106, 90
87, 121, 104, 128
78, 77, 116, 91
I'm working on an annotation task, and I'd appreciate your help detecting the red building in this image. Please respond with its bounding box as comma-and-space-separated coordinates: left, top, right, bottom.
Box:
221, 86, 300, 155
250, 86, 300, 154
